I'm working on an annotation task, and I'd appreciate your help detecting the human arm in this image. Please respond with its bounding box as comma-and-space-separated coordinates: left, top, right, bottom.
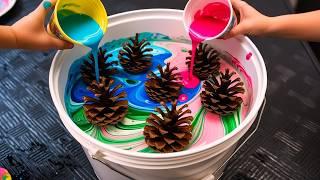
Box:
0, 26, 17, 49
0, 0, 73, 50
227, 0, 320, 42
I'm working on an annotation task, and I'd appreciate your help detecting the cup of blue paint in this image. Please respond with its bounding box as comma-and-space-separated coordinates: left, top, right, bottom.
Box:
48, 0, 108, 48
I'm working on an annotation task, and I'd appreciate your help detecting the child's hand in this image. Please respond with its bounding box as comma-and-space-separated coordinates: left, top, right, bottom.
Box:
225, 0, 271, 38
11, 0, 73, 50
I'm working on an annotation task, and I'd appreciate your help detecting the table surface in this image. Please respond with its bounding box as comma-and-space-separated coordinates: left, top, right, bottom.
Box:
1, 0, 320, 179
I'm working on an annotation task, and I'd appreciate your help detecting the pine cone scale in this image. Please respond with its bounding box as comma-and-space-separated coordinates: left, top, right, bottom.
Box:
164, 137, 175, 144
155, 141, 166, 149
176, 139, 190, 146
171, 144, 183, 152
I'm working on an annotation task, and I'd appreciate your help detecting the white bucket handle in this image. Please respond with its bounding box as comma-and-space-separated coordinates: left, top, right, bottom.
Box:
90, 98, 266, 179
92, 151, 134, 179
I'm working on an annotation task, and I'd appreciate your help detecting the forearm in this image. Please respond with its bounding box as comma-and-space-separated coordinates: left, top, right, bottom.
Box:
0, 3, 72, 51
266, 10, 320, 41
0, 26, 18, 49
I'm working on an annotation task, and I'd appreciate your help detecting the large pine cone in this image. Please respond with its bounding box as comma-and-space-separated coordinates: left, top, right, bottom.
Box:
144, 100, 193, 153
119, 33, 153, 74
145, 63, 183, 103
201, 69, 245, 115
81, 47, 118, 85
83, 77, 128, 127
186, 43, 221, 80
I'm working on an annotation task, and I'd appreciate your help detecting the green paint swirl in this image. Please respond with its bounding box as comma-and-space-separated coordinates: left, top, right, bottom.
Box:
64, 33, 250, 153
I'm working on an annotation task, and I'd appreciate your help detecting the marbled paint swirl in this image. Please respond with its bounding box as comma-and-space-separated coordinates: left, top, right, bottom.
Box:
65, 32, 251, 153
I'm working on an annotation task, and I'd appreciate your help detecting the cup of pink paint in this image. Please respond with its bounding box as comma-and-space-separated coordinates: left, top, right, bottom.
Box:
183, 0, 237, 41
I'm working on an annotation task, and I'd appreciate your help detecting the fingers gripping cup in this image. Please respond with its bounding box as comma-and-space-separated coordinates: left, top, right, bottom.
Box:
183, 0, 236, 41
48, 0, 108, 47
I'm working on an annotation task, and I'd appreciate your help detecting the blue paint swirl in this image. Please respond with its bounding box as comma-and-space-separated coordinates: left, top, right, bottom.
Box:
66, 32, 201, 116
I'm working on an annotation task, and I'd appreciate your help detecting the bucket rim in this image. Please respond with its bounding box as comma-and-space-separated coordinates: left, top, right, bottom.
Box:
49, 8, 267, 159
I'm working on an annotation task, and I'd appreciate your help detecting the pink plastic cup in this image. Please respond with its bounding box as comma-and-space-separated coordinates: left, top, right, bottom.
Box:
183, 0, 237, 40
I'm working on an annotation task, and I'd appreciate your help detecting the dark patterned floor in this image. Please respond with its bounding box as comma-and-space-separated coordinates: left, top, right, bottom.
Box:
0, 0, 320, 180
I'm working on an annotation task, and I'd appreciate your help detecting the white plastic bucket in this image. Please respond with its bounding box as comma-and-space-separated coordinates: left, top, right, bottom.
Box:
49, 9, 267, 180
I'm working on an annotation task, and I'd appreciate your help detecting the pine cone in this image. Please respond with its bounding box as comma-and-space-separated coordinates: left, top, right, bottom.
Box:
145, 63, 183, 103
83, 77, 128, 127
144, 100, 193, 153
200, 69, 245, 115
119, 33, 153, 74
81, 47, 118, 85
186, 43, 221, 80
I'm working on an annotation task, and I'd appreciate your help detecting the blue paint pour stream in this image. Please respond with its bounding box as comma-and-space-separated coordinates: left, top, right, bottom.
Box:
58, 11, 104, 81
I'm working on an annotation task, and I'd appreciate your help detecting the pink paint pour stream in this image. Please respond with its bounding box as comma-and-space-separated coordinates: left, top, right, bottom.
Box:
187, 2, 230, 88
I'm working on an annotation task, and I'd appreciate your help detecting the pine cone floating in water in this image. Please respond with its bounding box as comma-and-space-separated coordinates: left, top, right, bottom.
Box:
119, 33, 153, 74
144, 100, 193, 153
186, 43, 221, 80
201, 69, 245, 115
83, 77, 128, 127
81, 47, 118, 85
145, 63, 183, 103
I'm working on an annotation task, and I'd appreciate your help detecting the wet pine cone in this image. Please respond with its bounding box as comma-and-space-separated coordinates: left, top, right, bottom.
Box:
186, 43, 221, 80
119, 33, 153, 74
83, 77, 128, 126
145, 63, 183, 103
144, 100, 193, 153
200, 69, 245, 115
